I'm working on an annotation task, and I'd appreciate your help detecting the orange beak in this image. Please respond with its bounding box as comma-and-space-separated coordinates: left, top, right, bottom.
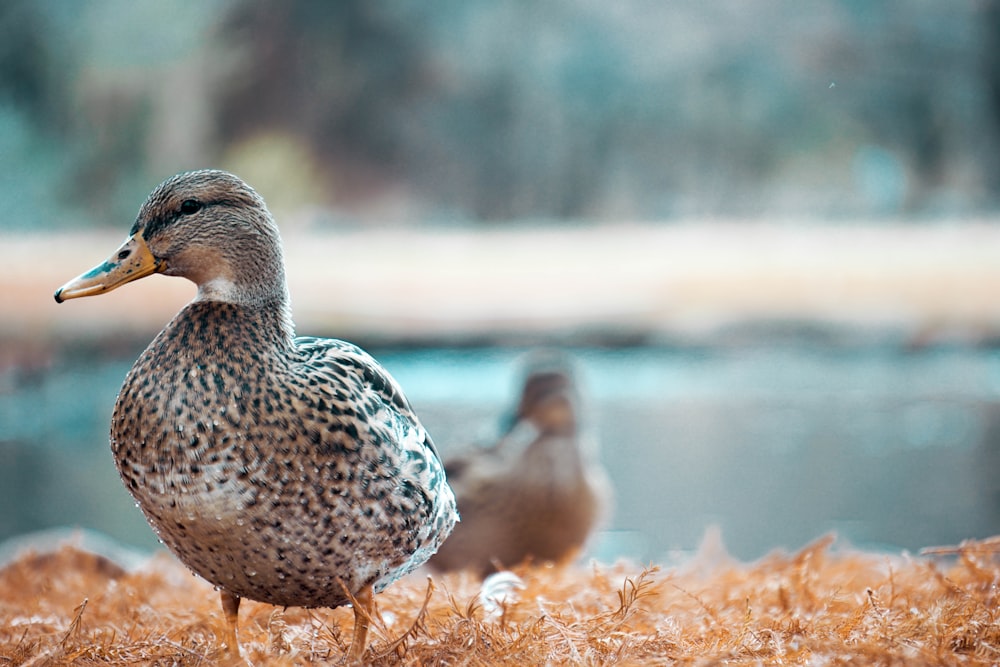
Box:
54, 234, 166, 303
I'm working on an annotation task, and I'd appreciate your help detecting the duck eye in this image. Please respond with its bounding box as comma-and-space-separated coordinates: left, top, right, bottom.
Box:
179, 199, 203, 215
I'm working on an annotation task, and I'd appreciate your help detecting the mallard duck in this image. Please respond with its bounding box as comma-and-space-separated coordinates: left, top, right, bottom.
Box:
428, 353, 610, 577
54, 170, 458, 661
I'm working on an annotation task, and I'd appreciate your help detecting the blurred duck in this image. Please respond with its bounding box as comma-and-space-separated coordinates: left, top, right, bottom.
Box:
429, 353, 611, 576
53, 170, 458, 661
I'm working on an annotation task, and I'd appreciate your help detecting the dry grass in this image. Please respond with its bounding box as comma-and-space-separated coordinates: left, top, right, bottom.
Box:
2, 533, 1000, 665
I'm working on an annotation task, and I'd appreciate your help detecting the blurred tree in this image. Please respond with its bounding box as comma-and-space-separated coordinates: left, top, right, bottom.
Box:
0, 1, 80, 228
215, 1, 431, 211
211, 0, 1000, 221
1, 0, 999, 226
980, 0, 1000, 207
0, 2, 64, 126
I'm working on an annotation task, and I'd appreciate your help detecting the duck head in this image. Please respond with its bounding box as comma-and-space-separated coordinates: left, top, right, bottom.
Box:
54, 170, 288, 307
517, 369, 579, 436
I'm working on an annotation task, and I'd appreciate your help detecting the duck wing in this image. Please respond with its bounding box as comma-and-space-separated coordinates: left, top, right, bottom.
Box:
293, 336, 443, 466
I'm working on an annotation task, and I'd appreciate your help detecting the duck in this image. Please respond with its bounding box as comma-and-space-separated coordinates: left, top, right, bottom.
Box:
54, 169, 458, 662
427, 352, 611, 577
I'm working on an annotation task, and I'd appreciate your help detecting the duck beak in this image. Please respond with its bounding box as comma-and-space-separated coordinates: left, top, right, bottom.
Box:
54, 234, 166, 303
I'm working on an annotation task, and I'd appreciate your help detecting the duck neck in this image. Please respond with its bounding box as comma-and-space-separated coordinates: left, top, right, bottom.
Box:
195, 272, 290, 310
194, 269, 294, 335
186, 218, 290, 310
175, 297, 296, 354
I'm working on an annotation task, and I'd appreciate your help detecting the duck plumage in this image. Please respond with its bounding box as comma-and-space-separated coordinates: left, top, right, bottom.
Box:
55, 169, 458, 659
428, 353, 610, 577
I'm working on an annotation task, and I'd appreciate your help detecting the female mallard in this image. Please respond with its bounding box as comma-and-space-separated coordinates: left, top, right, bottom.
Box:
54, 170, 458, 661
428, 353, 610, 577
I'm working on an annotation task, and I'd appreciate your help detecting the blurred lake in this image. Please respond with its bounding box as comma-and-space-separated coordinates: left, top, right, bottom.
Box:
3, 340, 999, 563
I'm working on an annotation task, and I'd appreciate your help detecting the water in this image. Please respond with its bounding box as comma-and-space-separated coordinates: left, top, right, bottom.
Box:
2, 342, 999, 562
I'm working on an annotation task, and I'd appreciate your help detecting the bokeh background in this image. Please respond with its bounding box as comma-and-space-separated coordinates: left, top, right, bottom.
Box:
3, 0, 1000, 562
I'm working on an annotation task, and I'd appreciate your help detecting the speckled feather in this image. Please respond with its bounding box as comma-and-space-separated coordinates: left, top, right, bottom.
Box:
100, 170, 457, 610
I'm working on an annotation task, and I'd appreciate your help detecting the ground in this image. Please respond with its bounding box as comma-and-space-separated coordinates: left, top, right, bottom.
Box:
1, 533, 998, 665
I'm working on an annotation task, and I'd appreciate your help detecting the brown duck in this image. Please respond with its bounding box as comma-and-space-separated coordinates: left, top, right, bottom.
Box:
54, 170, 458, 661
428, 353, 610, 576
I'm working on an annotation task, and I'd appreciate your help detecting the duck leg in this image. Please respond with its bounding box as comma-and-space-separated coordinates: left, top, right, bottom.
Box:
220, 590, 242, 657
346, 583, 375, 664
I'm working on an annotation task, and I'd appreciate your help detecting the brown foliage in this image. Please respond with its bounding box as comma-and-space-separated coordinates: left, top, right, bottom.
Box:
2, 534, 999, 665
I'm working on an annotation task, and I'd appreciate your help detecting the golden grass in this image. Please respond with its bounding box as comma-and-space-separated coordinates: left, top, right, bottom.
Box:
2, 534, 999, 665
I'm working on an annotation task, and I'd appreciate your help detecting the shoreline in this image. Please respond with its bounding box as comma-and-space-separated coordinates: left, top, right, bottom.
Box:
4, 221, 1000, 349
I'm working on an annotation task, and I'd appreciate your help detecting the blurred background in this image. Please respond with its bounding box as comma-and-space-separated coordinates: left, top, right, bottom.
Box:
3, 0, 1000, 562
